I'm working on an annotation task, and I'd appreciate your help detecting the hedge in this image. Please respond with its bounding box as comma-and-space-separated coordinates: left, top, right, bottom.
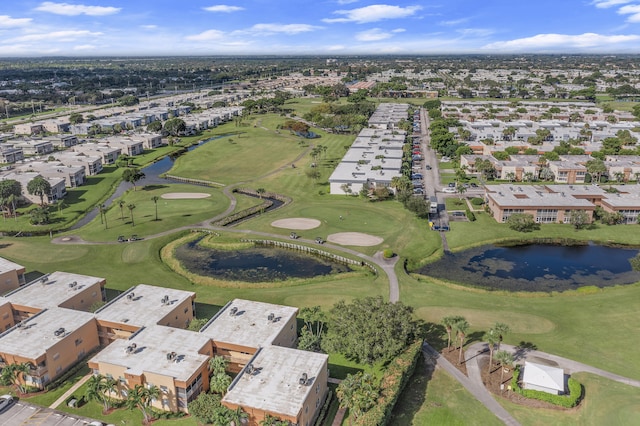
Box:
355, 340, 423, 426
314, 390, 334, 426
511, 365, 583, 408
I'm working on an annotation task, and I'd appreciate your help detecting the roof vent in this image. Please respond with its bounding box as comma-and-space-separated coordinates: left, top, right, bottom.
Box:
161, 295, 169, 305
267, 313, 275, 322
299, 372, 308, 385
68, 281, 77, 289
41, 276, 48, 284
127, 292, 135, 300
54, 327, 66, 337
166, 351, 177, 361
246, 363, 254, 375
125, 343, 137, 354
229, 307, 238, 316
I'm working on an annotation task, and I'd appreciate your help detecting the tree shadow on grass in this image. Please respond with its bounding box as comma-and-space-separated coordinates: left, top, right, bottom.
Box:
389, 351, 435, 425
142, 184, 168, 191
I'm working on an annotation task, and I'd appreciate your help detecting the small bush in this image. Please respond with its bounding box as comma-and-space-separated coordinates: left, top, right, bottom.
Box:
383, 249, 394, 258
471, 197, 484, 206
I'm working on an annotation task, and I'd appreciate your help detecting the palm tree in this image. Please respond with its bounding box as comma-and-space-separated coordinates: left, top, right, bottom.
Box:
126, 384, 159, 423
337, 372, 378, 422
13, 362, 31, 393
208, 356, 228, 376
127, 203, 136, 226
442, 315, 463, 351
492, 322, 510, 351
85, 374, 108, 412
229, 407, 248, 426
495, 350, 515, 385
27, 176, 51, 206
456, 183, 467, 202
151, 196, 159, 221
256, 188, 266, 199
0, 364, 17, 391
98, 204, 108, 229
118, 200, 126, 220
483, 329, 500, 372
454, 318, 470, 365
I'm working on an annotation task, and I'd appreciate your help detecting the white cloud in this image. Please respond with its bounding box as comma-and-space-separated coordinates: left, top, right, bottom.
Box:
392, 28, 405, 33
35, 2, 121, 16
439, 18, 469, 26
336, 0, 359, 4
140, 25, 157, 30
457, 28, 494, 37
483, 32, 640, 51
185, 29, 225, 41
355, 28, 394, 41
618, 4, 640, 22
0, 15, 32, 27
8, 30, 103, 43
323, 4, 422, 24
73, 44, 96, 51
244, 23, 322, 35
203, 5, 244, 13
591, 0, 634, 8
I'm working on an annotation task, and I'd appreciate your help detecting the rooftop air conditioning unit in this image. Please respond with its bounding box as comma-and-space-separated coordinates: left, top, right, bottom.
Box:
127, 292, 135, 300
246, 363, 254, 374
229, 307, 238, 316
267, 313, 275, 322
54, 327, 66, 337
161, 295, 169, 305
299, 372, 308, 385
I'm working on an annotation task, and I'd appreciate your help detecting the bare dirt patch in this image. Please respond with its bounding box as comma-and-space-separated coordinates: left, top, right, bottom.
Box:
271, 218, 321, 230
441, 346, 468, 376
161, 192, 211, 199
326, 232, 383, 247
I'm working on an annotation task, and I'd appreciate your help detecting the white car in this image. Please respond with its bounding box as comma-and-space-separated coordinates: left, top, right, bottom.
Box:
442, 187, 457, 193
0, 394, 14, 413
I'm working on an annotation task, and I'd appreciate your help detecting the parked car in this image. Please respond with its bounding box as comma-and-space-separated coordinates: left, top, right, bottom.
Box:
425, 165, 432, 170
463, 183, 470, 188
443, 187, 457, 193
289, 232, 299, 239
129, 235, 141, 241
448, 182, 456, 188
412, 174, 423, 179
470, 183, 478, 188
117, 235, 126, 243
413, 188, 424, 195
315, 237, 325, 244
0, 394, 13, 413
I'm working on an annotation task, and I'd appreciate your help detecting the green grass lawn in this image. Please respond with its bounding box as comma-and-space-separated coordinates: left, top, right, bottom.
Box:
497, 373, 640, 426
390, 364, 503, 426
71, 183, 229, 242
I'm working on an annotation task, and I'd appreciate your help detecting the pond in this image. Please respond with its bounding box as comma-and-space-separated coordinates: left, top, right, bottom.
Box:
175, 241, 352, 282
414, 242, 640, 292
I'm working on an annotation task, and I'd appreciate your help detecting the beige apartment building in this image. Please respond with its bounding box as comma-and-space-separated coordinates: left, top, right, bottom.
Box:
0, 257, 26, 296
0, 265, 328, 425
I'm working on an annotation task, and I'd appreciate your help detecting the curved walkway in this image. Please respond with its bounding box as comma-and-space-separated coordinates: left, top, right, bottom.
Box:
467, 342, 640, 388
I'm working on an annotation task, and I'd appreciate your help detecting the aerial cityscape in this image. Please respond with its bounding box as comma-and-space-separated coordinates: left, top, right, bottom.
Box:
0, 2, 640, 426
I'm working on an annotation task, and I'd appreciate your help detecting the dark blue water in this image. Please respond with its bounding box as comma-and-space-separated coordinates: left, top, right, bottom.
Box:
175, 242, 351, 282
416, 243, 640, 292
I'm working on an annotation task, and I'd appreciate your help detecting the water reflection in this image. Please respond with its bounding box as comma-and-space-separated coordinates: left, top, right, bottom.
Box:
415, 243, 640, 292
175, 241, 351, 282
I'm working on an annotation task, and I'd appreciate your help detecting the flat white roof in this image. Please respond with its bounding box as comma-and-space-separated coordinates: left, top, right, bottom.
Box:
95, 284, 195, 328
201, 299, 297, 348
223, 345, 328, 417
523, 361, 564, 392
0, 308, 95, 359
89, 325, 210, 382
486, 185, 595, 208
0, 256, 24, 274
6, 271, 104, 309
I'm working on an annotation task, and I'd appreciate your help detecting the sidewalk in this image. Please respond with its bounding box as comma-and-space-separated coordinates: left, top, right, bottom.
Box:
49, 373, 92, 409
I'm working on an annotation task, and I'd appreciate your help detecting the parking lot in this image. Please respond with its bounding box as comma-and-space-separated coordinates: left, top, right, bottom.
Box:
0, 401, 102, 426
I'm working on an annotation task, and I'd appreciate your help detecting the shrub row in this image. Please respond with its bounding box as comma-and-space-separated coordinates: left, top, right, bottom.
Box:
355, 340, 423, 426
465, 206, 476, 221
314, 389, 334, 426
511, 366, 583, 408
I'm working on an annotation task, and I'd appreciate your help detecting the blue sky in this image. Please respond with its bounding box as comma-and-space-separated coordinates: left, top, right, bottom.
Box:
1, 1, 640, 56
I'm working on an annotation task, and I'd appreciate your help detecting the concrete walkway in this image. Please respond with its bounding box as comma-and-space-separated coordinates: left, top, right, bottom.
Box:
49, 372, 92, 409
467, 342, 640, 388
423, 342, 521, 426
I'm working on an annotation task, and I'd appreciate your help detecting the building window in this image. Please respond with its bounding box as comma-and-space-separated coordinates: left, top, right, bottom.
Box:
316, 398, 320, 408
536, 209, 558, 223
184, 307, 188, 314
316, 384, 320, 394
160, 385, 168, 394
75, 338, 83, 346
53, 353, 60, 361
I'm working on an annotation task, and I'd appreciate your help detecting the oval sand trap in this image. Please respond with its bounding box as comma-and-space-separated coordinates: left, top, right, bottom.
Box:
161, 192, 211, 199
271, 218, 321, 230
327, 232, 383, 247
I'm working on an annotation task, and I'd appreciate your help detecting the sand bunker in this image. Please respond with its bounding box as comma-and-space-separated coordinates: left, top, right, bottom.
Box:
327, 232, 384, 247
161, 192, 211, 199
271, 218, 321, 230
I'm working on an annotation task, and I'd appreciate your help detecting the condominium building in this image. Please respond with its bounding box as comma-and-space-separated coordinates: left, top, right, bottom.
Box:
0, 257, 26, 296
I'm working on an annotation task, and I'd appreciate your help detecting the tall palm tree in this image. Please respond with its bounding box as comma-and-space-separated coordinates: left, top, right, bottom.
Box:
126, 384, 159, 423
493, 322, 510, 351
208, 356, 228, 376
210, 373, 232, 395
85, 374, 108, 412
256, 188, 266, 199
151, 196, 159, 221
454, 319, 470, 365
229, 407, 248, 426
442, 315, 463, 351
13, 362, 31, 393
118, 200, 126, 220
495, 350, 515, 385
127, 203, 136, 226
336, 372, 378, 421
0, 364, 17, 391
483, 329, 500, 372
